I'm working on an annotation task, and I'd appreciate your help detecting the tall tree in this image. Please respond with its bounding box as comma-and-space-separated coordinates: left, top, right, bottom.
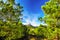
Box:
38, 0, 60, 40
0, 0, 26, 40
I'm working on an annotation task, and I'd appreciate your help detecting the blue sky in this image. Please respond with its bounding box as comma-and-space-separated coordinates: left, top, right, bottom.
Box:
15, 0, 49, 26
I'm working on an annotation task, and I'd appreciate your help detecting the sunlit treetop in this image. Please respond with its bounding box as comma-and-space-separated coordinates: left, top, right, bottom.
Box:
0, 0, 23, 22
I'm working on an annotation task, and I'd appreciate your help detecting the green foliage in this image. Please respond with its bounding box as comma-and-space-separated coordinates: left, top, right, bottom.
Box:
37, 0, 60, 39
0, 0, 60, 40
0, 0, 26, 40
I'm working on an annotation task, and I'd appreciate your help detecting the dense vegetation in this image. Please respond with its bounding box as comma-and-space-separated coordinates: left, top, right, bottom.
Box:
0, 0, 60, 40
0, 0, 27, 40
41, 0, 60, 39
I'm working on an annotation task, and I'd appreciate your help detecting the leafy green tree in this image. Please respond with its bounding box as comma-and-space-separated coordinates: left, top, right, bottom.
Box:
38, 0, 60, 40
0, 0, 26, 40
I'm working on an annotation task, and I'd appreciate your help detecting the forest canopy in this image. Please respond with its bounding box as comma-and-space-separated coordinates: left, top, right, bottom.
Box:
0, 0, 60, 40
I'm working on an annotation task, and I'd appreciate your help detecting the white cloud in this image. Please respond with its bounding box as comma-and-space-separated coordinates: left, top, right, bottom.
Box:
21, 11, 41, 27
31, 20, 40, 26
22, 16, 40, 27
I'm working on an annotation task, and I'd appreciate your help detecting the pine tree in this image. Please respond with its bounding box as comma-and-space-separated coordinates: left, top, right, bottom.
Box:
38, 0, 60, 40
0, 0, 26, 40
